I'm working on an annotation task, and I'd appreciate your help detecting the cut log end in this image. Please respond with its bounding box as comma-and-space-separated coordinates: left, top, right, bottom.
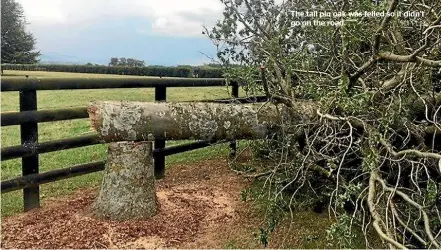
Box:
87, 103, 100, 132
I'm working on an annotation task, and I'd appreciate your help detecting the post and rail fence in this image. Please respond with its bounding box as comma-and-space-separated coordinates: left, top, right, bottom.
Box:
0, 76, 268, 212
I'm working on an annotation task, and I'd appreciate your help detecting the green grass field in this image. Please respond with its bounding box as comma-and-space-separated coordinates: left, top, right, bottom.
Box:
1, 70, 244, 217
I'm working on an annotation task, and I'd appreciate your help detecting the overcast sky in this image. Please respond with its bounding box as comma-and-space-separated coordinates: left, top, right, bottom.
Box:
17, 0, 224, 65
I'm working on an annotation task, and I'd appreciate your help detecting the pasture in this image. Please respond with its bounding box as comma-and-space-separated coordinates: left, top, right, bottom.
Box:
1, 70, 242, 216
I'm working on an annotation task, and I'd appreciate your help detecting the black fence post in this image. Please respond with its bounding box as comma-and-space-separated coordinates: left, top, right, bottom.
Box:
19, 88, 40, 211
230, 81, 239, 158
154, 86, 166, 179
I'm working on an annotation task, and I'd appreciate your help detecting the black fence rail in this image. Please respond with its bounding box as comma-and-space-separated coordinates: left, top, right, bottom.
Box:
1, 77, 228, 91
0, 76, 268, 212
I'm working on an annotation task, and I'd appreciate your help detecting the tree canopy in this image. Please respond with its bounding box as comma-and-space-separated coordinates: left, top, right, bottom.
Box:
1, 0, 40, 64
109, 57, 145, 67
207, 0, 441, 248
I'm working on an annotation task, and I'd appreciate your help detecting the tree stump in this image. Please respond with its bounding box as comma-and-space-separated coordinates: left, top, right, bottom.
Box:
92, 141, 157, 220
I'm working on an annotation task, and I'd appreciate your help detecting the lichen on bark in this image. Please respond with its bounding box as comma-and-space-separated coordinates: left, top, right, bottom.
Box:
88, 101, 295, 142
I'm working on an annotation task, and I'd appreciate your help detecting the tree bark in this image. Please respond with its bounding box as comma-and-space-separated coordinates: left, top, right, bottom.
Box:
92, 141, 157, 221
87, 101, 441, 145
87, 101, 312, 142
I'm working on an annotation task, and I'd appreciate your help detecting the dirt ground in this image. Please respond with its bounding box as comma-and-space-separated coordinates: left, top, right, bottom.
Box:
1, 158, 265, 249
1, 157, 343, 249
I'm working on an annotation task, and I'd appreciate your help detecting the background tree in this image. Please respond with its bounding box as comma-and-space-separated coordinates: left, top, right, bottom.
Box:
118, 57, 127, 66
126, 58, 145, 67
134, 58, 145, 67
109, 57, 119, 66
126, 58, 136, 67
206, 0, 441, 248
1, 0, 40, 64
109, 57, 145, 67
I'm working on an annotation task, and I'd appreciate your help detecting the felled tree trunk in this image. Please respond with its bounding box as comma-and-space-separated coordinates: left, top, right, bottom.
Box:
92, 141, 157, 221
87, 101, 316, 142
87, 101, 440, 144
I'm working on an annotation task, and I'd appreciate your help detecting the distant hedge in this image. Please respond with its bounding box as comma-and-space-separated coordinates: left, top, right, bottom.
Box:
1, 64, 224, 78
